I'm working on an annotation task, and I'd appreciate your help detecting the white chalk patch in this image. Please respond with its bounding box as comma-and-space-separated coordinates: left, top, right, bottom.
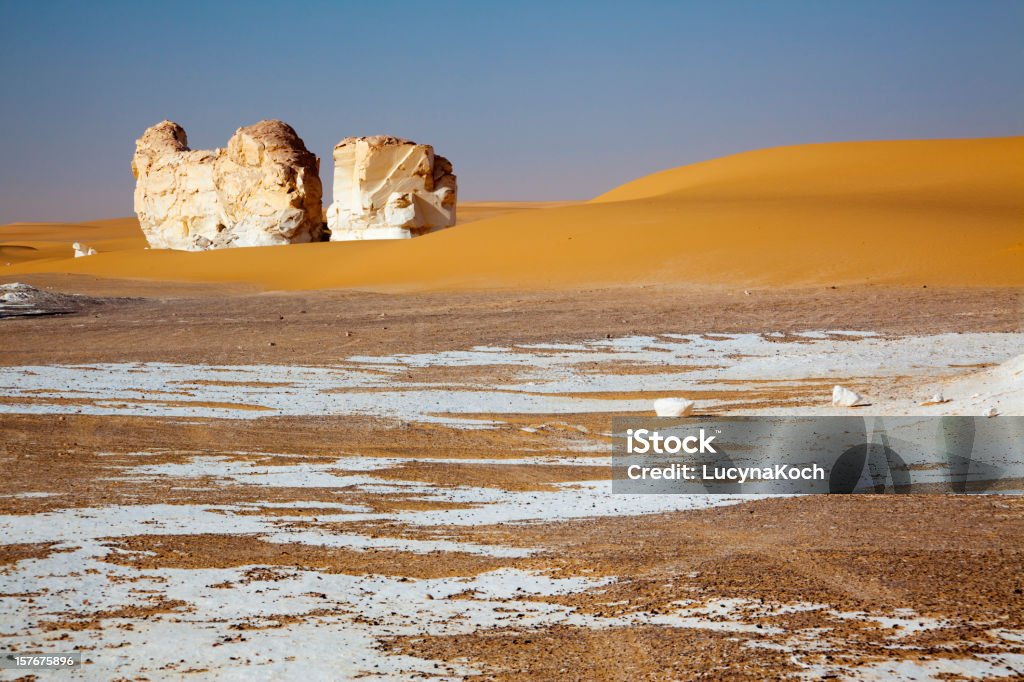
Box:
0, 333, 1019, 422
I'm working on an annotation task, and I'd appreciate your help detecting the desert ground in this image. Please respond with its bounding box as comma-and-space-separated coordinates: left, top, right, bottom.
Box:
1, 137, 1022, 680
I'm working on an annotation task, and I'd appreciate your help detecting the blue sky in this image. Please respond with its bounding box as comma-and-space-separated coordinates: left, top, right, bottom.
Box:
0, 0, 1021, 222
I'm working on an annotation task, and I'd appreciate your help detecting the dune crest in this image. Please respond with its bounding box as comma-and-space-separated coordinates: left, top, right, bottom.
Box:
593, 136, 1023, 205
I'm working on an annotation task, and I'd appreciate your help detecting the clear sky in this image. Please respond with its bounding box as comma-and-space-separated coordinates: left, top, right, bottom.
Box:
0, 0, 1021, 223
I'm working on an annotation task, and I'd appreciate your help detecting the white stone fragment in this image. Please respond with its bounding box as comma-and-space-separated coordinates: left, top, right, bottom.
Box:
326, 136, 457, 241
72, 242, 96, 258
985, 406, 999, 417
919, 393, 947, 406
0, 283, 34, 303
831, 385, 865, 407
132, 120, 323, 250
653, 397, 694, 417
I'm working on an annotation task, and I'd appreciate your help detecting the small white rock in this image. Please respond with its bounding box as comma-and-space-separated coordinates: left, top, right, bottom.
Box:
831, 385, 865, 408
920, 393, 948, 406
654, 397, 694, 417
985, 406, 999, 418
72, 242, 97, 258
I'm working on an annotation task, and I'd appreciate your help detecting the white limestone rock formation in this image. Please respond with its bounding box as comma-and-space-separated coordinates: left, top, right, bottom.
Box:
326, 136, 456, 241
132, 120, 323, 250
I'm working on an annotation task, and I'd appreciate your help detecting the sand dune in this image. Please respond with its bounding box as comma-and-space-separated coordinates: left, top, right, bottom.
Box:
0, 204, 554, 267
0, 217, 146, 265
1, 137, 1020, 291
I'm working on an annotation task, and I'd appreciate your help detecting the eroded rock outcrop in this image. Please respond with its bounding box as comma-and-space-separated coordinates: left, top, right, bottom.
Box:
132, 120, 323, 250
326, 136, 456, 241
0, 283, 85, 319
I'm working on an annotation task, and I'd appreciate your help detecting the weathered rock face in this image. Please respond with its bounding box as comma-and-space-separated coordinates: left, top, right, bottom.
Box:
132, 120, 323, 250
326, 136, 456, 241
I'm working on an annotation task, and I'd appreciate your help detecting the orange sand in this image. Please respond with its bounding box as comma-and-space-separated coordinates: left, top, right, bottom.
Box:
2, 138, 1021, 291
0, 217, 146, 265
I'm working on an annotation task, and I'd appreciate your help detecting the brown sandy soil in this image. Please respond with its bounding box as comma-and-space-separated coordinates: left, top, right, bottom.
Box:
102, 534, 510, 579
2, 406, 1024, 677
340, 461, 612, 492
2, 405, 1024, 675
381, 496, 1024, 679
0, 413, 599, 515
0, 395, 274, 412
0, 283, 1019, 366
38, 598, 190, 632
0, 543, 62, 567
388, 626, 800, 681
436, 495, 1024, 618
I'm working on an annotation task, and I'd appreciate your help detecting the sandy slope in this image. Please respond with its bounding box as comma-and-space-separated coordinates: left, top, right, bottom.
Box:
0, 204, 556, 267
1, 137, 1021, 291
0, 217, 146, 265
